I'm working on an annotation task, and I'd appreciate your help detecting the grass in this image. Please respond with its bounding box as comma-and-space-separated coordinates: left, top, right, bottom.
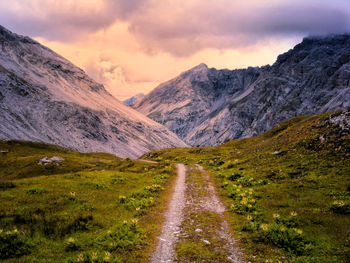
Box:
0, 140, 177, 262
144, 108, 350, 262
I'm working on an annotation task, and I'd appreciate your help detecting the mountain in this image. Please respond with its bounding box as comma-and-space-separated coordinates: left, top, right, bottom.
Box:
124, 93, 145, 106
134, 35, 350, 146
0, 25, 187, 158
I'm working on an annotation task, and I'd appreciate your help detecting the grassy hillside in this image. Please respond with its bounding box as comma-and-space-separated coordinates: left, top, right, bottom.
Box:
0, 140, 125, 180
143, 108, 350, 262
0, 140, 177, 262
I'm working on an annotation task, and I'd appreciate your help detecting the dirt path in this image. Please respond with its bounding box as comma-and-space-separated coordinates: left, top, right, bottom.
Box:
193, 165, 244, 262
151, 164, 187, 263
151, 164, 243, 262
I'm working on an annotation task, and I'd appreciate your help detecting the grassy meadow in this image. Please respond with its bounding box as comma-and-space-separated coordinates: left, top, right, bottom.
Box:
0, 140, 177, 262
143, 109, 350, 262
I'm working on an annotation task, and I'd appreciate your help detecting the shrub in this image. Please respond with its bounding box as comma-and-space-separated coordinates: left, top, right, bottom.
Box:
98, 220, 145, 252
65, 237, 81, 251
330, 200, 350, 214
257, 223, 312, 255
275, 214, 299, 228
0, 228, 31, 259
227, 172, 243, 181
26, 188, 48, 195
110, 175, 126, 184
0, 181, 15, 190
66, 251, 122, 263
13, 209, 93, 237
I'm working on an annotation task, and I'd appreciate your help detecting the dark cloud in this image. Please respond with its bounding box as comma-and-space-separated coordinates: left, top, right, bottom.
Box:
0, 0, 147, 41
0, 0, 349, 55
128, 1, 350, 56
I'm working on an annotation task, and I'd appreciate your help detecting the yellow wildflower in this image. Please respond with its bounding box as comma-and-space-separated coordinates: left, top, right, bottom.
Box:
273, 213, 280, 219
104, 251, 111, 261
260, 224, 268, 231
77, 254, 84, 262
91, 252, 98, 260
290, 211, 298, 217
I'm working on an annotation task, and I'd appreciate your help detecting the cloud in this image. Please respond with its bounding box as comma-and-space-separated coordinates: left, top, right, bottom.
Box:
127, 0, 350, 56
0, 0, 349, 55
1, 0, 350, 99
0, 0, 147, 41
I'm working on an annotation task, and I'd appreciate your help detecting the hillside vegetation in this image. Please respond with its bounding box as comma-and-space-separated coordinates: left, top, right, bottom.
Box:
0, 141, 177, 262
143, 108, 350, 262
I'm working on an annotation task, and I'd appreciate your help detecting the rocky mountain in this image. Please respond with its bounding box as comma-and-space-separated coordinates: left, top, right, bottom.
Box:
134, 35, 350, 146
124, 93, 145, 106
0, 25, 187, 158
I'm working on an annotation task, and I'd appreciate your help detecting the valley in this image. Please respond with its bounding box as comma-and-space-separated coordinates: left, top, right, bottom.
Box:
0, 19, 349, 263
1, 108, 349, 262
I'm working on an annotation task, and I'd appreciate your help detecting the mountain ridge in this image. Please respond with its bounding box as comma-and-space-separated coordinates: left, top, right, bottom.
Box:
0, 25, 187, 158
134, 34, 350, 146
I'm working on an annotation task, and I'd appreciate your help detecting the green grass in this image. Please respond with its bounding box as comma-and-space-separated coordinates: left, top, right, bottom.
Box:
144, 109, 350, 262
0, 140, 126, 180
0, 140, 177, 262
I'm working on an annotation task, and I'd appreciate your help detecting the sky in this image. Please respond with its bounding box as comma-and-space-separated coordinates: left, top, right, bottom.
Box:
0, 0, 349, 100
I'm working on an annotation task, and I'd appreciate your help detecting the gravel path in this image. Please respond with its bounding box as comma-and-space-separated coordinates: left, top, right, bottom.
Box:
196, 165, 244, 262
151, 164, 243, 262
151, 164, 187, 263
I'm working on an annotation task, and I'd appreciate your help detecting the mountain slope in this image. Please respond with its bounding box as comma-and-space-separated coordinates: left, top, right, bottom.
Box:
134, 35, 350, 146
124, 93, 145, 106
143, 108, 350, 262
0, 25, 187, 158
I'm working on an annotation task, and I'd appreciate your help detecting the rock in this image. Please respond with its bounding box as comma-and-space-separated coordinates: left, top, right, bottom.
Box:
202, 239, 211, 245
38, 156, 65, 165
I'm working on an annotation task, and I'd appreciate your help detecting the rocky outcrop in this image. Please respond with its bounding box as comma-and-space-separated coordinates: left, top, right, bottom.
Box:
134, 35, 350, 146
0, 25, 187, 158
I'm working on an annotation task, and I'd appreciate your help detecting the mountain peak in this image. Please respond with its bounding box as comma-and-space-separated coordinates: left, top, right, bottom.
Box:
0, 25, 37, 44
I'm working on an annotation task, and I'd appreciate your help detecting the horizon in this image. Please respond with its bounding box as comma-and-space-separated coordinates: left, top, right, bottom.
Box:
0, 0, 349, 100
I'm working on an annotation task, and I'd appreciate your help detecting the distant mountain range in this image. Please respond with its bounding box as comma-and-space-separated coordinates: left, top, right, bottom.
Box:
124, 93, 145, 106
133, 35, 350, 146
0, 25, 186, 158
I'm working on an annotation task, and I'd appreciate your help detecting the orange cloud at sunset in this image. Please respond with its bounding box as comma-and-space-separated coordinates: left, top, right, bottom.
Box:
1, 0, 349, 100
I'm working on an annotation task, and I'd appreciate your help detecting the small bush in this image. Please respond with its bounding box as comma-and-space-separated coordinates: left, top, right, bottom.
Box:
66, 251, 122, 263
13, 209, 93, 237
227, 172, 243, 181
65, 237, 81, 251
0, 181, 15, 190
0, 229, 31, 259
98, 220, 145, 252
26, 188, 48, 195
257, 223, 312, 255
330, 200, 350, 214
110, 175, 126, 184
